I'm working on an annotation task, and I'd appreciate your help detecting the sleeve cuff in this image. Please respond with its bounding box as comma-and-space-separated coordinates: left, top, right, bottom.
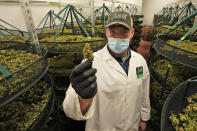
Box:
140, 110, 151, 121
63, 87, 95, 121
76, 94, 95, 119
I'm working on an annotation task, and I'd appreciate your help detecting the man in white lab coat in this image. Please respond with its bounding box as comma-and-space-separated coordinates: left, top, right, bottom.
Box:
63, 11, 151, 131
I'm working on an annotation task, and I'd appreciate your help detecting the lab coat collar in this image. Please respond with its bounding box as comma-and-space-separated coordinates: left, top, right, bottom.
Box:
102, 45, 114, 60
101, 45, 135, 76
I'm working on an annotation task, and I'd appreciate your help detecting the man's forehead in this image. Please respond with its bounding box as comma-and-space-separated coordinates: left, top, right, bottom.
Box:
109, 24, 129, 30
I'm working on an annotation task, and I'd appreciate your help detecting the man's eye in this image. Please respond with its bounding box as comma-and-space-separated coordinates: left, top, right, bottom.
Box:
122, 30, 129, 34
111, 31, 115, 34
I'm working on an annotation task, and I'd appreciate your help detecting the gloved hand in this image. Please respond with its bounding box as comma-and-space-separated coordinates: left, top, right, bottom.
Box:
69, 60, 97, 99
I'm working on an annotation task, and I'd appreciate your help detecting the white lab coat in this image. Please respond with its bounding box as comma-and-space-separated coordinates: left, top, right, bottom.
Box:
63, 45, 151, 131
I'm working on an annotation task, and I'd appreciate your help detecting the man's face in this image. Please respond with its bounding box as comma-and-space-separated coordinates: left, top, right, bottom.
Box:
105, 24, 134, 39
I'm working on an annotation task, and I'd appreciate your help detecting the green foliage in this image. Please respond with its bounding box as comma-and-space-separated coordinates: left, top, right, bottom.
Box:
0, 35, 28, 42
150, 80, 170, 109
40, 35, 103, 42
153, 59, 184, 86
169, 93, 197, 131
152, 57, 197, 86
40, 35, 105, 52
0, 49, 40, 99
156, 25, 190, 35
83, 43, 94, 61
48, 53, 82, 76
150, 55, 197, 130
40, 35, 105, 75
41, 29, 73, 34
167, 40, 197, 53
0, 80, 52, 130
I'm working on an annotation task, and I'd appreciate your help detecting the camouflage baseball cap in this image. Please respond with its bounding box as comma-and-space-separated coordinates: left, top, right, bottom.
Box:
106, 11, 133, 29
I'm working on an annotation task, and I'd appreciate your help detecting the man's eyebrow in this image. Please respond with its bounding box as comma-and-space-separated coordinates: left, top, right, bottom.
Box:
121, 28, 129, 32
109, 29, 116, 32
110, 28, 128, 31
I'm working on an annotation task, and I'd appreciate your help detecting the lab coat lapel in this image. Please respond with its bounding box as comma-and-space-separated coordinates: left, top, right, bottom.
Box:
102, 46, 127, 77
128, 50, 137, 78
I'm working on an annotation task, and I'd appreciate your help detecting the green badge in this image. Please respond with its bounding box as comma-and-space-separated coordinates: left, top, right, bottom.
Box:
136, 66, 143, 79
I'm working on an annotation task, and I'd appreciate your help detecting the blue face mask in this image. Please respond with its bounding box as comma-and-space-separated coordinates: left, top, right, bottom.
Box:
107, 37, 130, 54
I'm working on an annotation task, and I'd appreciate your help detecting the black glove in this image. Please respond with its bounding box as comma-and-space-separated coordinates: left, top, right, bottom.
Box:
69, 60, 97, 99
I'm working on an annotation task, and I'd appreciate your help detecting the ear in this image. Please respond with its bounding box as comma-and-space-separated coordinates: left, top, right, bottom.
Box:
129, 28, 135, 39
105, 28, 110, 38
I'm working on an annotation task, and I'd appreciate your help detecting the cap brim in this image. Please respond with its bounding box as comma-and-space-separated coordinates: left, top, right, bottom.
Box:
105, 22, 131, 29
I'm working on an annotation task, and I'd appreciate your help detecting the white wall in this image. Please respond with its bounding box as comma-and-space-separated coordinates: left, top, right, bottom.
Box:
0, 5, 26, 30
0, 3, 93, 31
142, 0, 180, 26
0, 0, 143, 31
125, 0, 143, 14
0, 4, 63, 31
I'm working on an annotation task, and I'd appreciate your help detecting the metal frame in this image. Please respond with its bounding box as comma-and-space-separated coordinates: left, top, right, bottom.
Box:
52, 4, 95, 42
155, 9, 197, 97
0, 19, 24, 41
37, 10, 58, 33
154, 2, 196, 27
94, 3, 111, 26
20, 0, 41, 55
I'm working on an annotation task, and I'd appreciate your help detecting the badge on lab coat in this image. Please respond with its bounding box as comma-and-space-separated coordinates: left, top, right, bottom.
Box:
136, 66, 143, 78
